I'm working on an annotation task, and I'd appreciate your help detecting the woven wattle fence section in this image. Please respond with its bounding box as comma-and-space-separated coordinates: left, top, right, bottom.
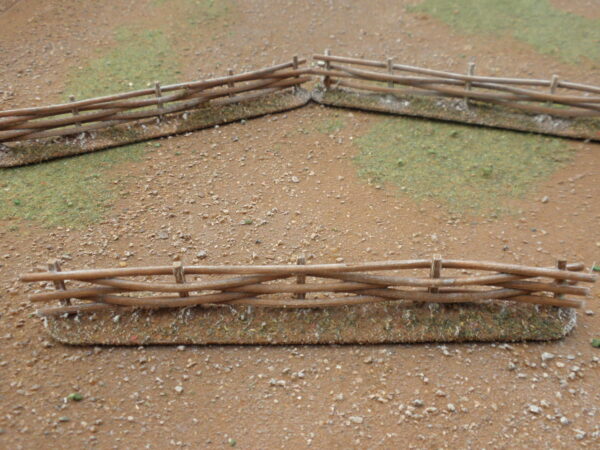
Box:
312, 53, 600, 118
2, 53, 599, 148
0, 57, 309, 143
20, 256, 597, 316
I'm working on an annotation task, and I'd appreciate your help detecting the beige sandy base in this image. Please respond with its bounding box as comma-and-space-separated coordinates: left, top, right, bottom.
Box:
313, 87, 600, 142
0, 88, 312, 168
43, 301, 576, 346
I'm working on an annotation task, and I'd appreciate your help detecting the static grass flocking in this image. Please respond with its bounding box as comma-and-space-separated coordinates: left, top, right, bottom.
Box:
0, 144, 146, 228
410, 0, 600, 65
65, 0, 233, 100
317, 116, 347, 134
65, 27, 181, 100
353, 117, 574, 215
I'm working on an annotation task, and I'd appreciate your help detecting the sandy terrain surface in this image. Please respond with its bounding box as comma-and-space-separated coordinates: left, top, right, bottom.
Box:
1, 1, 599, 448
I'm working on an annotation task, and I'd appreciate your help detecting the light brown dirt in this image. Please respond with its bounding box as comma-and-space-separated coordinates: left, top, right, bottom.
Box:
1, 1, 600, 448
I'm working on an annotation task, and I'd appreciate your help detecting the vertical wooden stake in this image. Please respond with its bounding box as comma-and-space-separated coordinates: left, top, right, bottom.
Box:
227, 69, 234, 97
292, 55, 299, 93
387, 58, 394, 88
173, 261, 188, 298
429, 255, 442, 294
550, 75, 559, 95
48, 260, 71, 306
295, 254, 306, 299
69, 95, 81, 129
465, 62, 475, 109
554, 258, 567, 299
154, 82, 164, 121
323, 49, 332, 90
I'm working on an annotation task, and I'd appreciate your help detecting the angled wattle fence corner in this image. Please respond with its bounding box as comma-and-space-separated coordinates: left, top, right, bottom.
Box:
2, 52, 600, 168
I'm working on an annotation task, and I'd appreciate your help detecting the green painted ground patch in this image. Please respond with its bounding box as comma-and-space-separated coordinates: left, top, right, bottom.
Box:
410, 0, 600, 64
318, 117, 346, 134
0, 144, 147, 227
353, 117, 574, 215
65, 28, 181, 100
64, 1, 232, 100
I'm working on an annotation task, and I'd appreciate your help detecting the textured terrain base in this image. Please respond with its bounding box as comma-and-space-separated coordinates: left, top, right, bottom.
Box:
44, 301, 576, 345
0, 88, 311, 167
313, 87, 600, 142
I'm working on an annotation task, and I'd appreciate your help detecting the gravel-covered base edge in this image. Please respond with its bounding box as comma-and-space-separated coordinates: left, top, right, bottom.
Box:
43, 300, 576, 346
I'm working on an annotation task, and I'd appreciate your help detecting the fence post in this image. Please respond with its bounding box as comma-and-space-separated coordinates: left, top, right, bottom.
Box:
465, 62, 475, 109
295, 255, 306, 299
429, 255, 442, 294
173, 261, 188, 298
154, 82, 164, 121
323, 49, 332, 90
292, 55, 299, 93
69, 95, 81, 129
554, 258, 567, 299
387, 58, 394, 89
48, 259, 71, 306
550, 75, 559, 95
227, 68, 235, 97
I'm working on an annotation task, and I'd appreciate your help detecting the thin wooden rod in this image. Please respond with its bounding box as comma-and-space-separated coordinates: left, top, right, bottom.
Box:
229, 295, 390, 308
29, 276, 588, 304
30, 286, 122, 302
226, 281, 376, 294
554, 259, 567, 299
96, 292, 249, 307
173, 261, 188, 298
429, 255, 442, 294
295, 255, 306, 299
20, 260, 594, 283
90, 274, 289, 293
20, 260, 432, 281
315, 269, 593, 289
48, 260, 71, 306
441, 260, 596, 282
354, 287, 582, 308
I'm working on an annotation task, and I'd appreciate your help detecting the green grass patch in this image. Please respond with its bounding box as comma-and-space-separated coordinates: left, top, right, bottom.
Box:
0, 144, 146, 227
353, 117, 574, 215
154, 0, 230, 25
317, 117, 346, 134
65, 27, 181, 99
64, 1, 233, 101
410, 0, 600, 64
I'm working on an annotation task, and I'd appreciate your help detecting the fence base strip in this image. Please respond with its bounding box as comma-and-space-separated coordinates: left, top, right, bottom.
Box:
312, 87, 600, 142
0, 88, 312, 168
41, 300, 577, 345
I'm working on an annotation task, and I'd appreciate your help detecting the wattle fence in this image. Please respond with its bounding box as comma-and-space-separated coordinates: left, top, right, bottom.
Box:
313, 53, 600, 118
21, 257, 596, 317
2, 52, 600, 147
0, 57, 309, 143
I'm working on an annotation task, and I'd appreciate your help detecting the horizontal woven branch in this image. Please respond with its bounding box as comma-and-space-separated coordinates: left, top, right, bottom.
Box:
21, 257, 596, 316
